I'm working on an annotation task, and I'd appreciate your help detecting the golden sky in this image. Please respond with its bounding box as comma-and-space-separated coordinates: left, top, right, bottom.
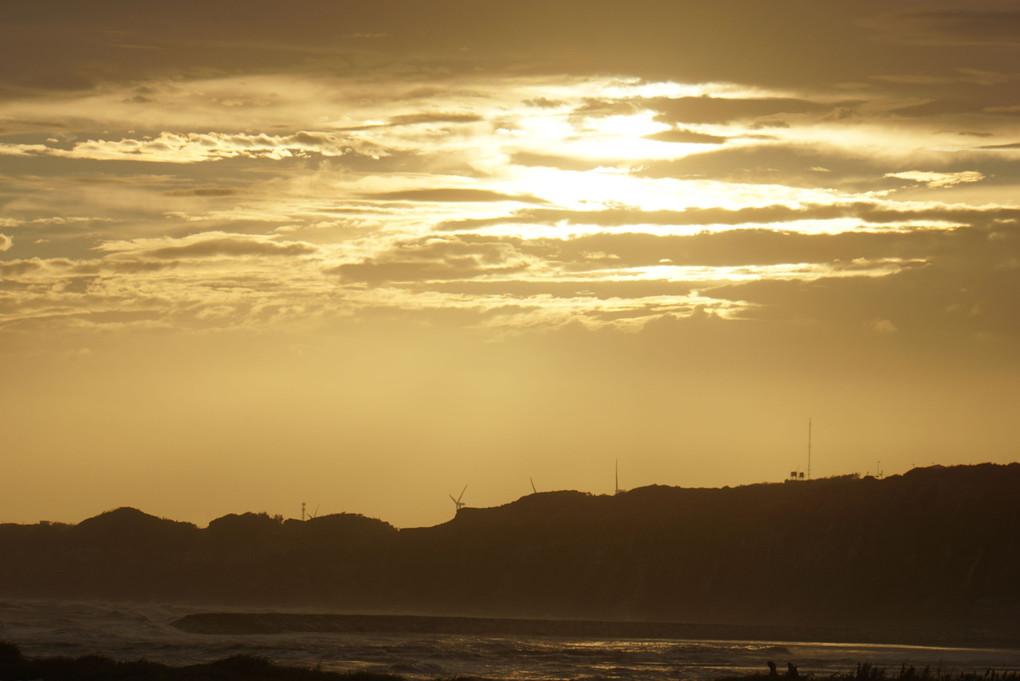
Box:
2, 0, 1018, 528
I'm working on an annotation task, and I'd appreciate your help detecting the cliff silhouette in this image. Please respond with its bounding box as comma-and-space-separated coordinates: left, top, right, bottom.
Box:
2, 464, 1018, 634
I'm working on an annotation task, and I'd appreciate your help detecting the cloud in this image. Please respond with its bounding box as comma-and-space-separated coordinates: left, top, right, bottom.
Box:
63, 346, 93, 361
8, 131, 381, 164
385, 112, 486, 127
100, 234, 318, 260
705, 223, 1020, 341
324, 227, 948, 320
145, 238, 317, 260
0, 24, 1016, 345
872, 9, 1020, 47
633, 143, 886, 188
0, 259, 43, 277
105, 260, 180, 273
870, 318, 898, 335
361, 188, 548, 204
334, 260, 523, 285
509, 152, 603, 172
885, 78, 1020, 118
437, 202, 1020, 233
641, 95, 845, 126
888, 99, 983, 118
0, 143, 51, 157
429, 278, 700, 301
0, 233, 11, 251
524, 97, 566, 109
513, 228, 977, 271
163, 187, 242, 197
331, 235, 535, 285
978, 141, 1020, 150
885, 171, 985, 188
644, 128, 729, 144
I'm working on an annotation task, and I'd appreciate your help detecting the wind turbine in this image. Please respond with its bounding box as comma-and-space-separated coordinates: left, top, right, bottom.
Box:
450, 485, 468, 512
530, 477, 537, 494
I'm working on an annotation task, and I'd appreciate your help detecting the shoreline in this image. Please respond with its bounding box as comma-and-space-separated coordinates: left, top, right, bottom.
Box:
172, 612, 1020, 651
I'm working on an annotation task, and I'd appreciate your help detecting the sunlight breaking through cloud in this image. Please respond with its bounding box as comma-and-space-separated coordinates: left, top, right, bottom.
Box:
1, 66, 1014, 334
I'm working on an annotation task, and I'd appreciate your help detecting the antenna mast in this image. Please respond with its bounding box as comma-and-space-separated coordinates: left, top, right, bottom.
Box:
807, 418, 812, 480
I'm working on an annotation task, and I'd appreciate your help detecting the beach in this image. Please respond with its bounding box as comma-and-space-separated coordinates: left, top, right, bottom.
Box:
3, 600, 1019, 681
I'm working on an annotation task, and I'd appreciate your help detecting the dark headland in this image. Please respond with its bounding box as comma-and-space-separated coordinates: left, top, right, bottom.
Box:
2, 463, 1018, 647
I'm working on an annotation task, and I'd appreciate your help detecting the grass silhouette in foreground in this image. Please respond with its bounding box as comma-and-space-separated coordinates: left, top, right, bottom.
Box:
0, 640, 402, 681
722, 664, 1020, 681
3, 641, 1018, 681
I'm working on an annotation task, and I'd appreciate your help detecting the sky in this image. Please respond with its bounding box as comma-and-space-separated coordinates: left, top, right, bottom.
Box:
1, 0, 1018, 528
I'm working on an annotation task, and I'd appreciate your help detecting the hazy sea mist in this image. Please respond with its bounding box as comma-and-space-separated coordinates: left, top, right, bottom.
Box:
2, 600, 1018, 681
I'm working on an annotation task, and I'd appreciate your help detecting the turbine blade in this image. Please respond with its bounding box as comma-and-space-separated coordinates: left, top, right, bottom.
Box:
458, 484, 467, 502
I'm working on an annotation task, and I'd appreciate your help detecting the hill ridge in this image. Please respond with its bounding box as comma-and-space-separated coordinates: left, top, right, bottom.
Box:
1, 463, 1017, 632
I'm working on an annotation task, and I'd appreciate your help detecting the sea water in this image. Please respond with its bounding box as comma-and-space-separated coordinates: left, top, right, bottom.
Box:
1, 599, 1018, 681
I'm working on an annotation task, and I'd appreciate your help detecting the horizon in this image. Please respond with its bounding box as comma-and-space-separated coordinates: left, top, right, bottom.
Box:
2, 1, 1019, 529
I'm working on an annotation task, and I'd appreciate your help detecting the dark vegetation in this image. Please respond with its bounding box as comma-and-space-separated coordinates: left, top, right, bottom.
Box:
0, 640, 404, 681
1, 464, 1018, 637
724, 663, 1020, 681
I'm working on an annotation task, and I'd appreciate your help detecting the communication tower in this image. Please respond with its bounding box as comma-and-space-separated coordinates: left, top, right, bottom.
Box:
807, 417, 812, 480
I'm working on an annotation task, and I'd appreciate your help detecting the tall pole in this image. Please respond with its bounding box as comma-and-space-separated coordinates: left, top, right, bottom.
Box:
807, 418, 812, 480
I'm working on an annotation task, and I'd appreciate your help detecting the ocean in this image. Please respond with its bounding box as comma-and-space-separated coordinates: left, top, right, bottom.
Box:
2, 599, 1018, 680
